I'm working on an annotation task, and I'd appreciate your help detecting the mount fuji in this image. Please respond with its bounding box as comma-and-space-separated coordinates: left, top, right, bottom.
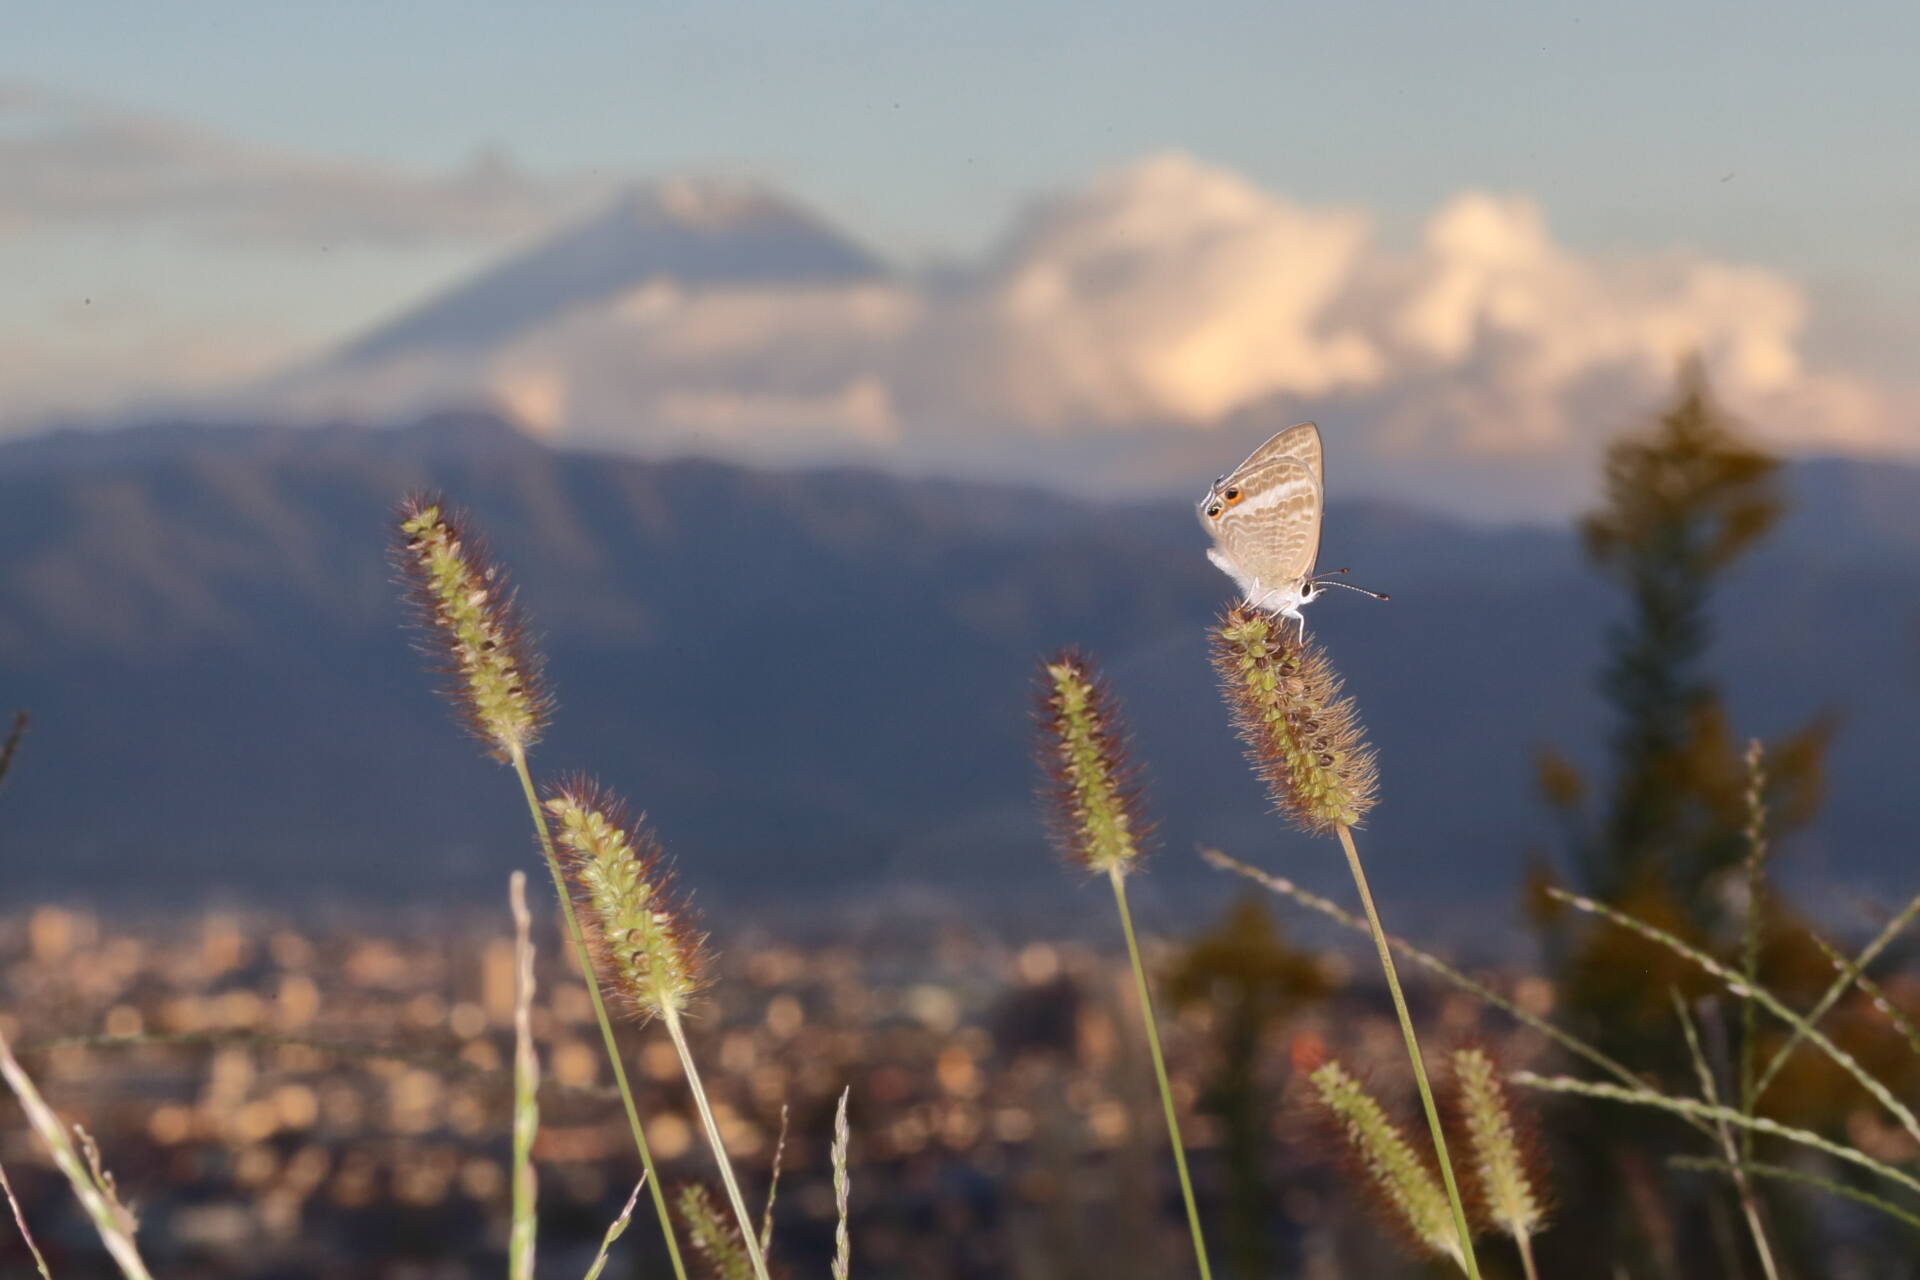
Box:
258, 178, 910, 451
336, 178, 890, 364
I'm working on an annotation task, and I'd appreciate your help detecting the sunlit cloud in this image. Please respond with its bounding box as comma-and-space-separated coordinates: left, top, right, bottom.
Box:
3, 107, 1912, 512
291, 153, 1905, 484
951, 154, 1383, 426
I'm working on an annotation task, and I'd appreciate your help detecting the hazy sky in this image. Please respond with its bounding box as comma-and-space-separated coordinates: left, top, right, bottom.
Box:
5, 1, 1918, 508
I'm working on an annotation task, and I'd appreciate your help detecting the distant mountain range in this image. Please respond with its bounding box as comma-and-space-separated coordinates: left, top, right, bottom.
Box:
2, 417, 1917, 922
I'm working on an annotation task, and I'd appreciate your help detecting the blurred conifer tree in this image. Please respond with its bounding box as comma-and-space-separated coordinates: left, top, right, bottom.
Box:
1535, 361, 1831, 1035
1530, 363, 1849, 1276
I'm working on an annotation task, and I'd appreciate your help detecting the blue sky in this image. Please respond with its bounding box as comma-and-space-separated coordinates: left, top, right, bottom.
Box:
5, 1, 1917, 509
16, 1, 1915, 265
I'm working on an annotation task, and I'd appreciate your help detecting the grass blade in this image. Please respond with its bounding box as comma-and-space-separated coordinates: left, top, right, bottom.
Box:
1752, 893, 1920, 1102
759, 1104, 789, 1257
1512, 1071, 1920, 1201
1551, 887, 1920, 1148
1806, 931, 1920, 1060
832, 1088, 852, 1280
0, 1028, 152, 1278
583, 1176, 648, 1280
1671, 992, 1778, 1280
1201, 848, 1710, 1137
0, 1155, 51, 1278
1670, 1156, 1920, 1236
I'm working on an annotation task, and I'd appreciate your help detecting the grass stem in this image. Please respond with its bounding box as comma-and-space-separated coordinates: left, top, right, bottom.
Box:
0, 1028, 151, 1278
508, 871, 540, 1280
1336, 824, 1481, 1280
1514, 1231, 1540, 1280
1672, 993, 1779, 1280
1553, 887, 1920, 1148
1752, 893, 1920, 1101
1513, 1071, 1920, 1199
1738, 741, 1767, 1163
1109, 865, 1214, 1280
511, 747, 688, 1280
660, 1005, 774, 1280
0, 1156, 50, 1279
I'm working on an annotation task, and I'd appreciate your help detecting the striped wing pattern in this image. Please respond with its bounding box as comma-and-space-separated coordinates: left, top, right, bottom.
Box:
1215, 456, 1322, 586
1228, 422, 1322, 486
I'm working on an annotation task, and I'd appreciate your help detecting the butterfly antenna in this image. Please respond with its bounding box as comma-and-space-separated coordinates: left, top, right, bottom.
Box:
1312, 570, 1389, 602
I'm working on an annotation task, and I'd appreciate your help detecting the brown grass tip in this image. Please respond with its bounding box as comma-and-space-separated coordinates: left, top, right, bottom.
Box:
544, 778, 708, 1022
1035, 650, 1152, 876
1211, 605, 1378, 832
394, 493, 549, 762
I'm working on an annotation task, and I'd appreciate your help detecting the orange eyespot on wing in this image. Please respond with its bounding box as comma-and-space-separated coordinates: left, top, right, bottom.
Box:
1223, 488, 1243, 505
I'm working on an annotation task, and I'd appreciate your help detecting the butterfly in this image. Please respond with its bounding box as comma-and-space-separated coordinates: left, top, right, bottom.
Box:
1198, 422, 1384, 637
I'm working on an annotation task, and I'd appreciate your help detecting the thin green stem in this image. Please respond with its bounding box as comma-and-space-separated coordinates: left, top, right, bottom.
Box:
511, 748, 688, 1280
1335, 824, 1481, 1280
1201, 847, 1714, 1139
660, 1005, 774, 1280
1109, 866, 1213, 1280
508, 871, 539, 1280
1553, 887, 1920, 1149
1513, 1071, 1920, 1200
1514, 1231, 1540, 1280
0, 1028, 151, 1279
1738, 742, 1767, 1163
1672, 993, 1779, 1280
1670, 1156, 1920, 1236
1753, 893, 1920, 1102
0, 1153, 51, 1278
584, 1176, 649, 1280
1808, 932, 1920, 1059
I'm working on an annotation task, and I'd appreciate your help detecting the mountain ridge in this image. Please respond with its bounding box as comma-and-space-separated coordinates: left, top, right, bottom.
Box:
3, 417, 1916, 918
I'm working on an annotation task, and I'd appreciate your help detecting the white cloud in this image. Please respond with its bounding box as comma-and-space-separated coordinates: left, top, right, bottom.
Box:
8, 128, 1913, 512
478, 155, 1907, 492
0, 85, 598, 245
951, 154, 1383, 426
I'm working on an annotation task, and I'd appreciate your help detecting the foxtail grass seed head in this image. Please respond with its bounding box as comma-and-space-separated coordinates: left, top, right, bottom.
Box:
1451, 1048, 1547, 1243
1312, 1060, 1466, 1269
1037, 652, 1150, 875
396, 496, 548, 761
1213, 606, 1377, 832
545, 781, 707, 1023
679, 1183, 755, 1280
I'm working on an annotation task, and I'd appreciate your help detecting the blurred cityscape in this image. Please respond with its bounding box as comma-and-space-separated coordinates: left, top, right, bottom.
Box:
0, 897, 1548, 1278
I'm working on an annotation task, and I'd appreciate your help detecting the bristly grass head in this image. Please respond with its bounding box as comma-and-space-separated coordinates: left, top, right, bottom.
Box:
1312, 1059, 1467, 1270
1450, 1047, 1548, 1246
395, 495, 549, 762
1212, 606, 1377, 832
1036, 652, 1151, 876
545, 780, 707, 1023
678, 1183, 755, 1280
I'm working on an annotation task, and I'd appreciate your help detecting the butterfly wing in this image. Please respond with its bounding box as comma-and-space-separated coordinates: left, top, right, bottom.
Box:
1229, 422, 1322, 486
1212, 456, 1322, 588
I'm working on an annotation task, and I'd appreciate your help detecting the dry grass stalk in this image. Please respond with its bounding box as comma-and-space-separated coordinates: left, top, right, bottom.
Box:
832, 1087, 852, 1280
0, 1027, 152, 1278
1035, 653, 1213, 1278
0, 1155, 50, 1278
